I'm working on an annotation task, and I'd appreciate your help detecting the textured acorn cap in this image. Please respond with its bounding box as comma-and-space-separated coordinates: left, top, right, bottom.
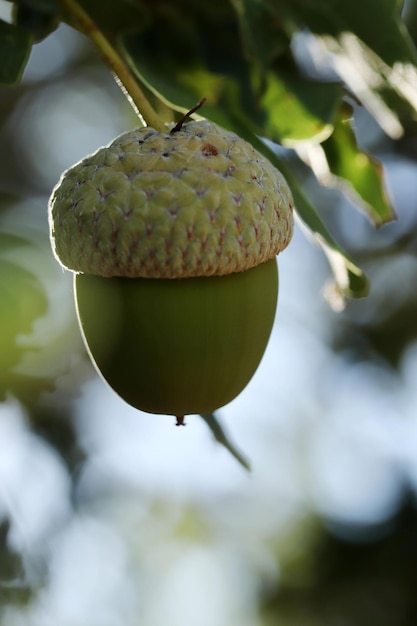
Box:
49, 120, 294, 278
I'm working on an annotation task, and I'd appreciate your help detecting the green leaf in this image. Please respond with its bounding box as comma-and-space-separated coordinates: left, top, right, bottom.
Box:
0, 19, 32, 85
321, 108, 396, 226
231, 127, 369, 306
265, 0, 416, 65
200, 413, 251, 472
0, 232, 49, 399
230, 0, 289, 65
60, 0, 148, 35
122, 24, 342, 143
0, 232, 35, 251
12, 1, 60, 43
264, 0, 417, 136
261, 67, 342, 143
294, 191, 370, 308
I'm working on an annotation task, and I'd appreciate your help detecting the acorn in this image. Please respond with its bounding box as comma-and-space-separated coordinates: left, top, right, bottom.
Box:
48, 119, 294, 424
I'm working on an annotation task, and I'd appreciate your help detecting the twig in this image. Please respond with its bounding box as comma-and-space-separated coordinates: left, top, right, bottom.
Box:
170, 98, 207, 133
56, 0, 166, 131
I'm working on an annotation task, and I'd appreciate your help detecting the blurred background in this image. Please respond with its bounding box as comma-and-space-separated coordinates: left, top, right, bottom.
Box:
1, 1, 417, 624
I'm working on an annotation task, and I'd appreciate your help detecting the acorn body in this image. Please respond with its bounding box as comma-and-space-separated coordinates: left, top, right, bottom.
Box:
75, 258, 278, 417
49, 119, 294, 419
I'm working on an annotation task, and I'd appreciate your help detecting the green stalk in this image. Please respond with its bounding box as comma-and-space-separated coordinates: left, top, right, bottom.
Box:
56, 0, 166, 131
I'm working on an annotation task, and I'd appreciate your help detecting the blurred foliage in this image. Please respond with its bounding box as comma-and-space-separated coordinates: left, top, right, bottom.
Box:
262, 493, 417, 626
0, 230, 51, 402
12, 0, 60, 43
0, 17, 32, 84
0, 520, 32, 607
321, 105, 393, 227
332, 248, 417, 368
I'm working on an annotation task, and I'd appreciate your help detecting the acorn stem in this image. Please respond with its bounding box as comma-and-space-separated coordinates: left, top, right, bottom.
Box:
170, 98, 207, 134
56, 0, 166, 132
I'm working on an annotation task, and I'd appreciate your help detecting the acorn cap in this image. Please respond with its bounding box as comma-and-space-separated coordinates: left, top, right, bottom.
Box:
49, 120, 294, 278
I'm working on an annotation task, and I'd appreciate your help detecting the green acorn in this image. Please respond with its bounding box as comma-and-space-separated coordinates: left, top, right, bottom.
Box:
49, 119, 294, 424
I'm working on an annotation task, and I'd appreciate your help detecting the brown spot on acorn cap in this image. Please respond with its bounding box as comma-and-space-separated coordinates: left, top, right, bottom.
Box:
48, 120, 294, 278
